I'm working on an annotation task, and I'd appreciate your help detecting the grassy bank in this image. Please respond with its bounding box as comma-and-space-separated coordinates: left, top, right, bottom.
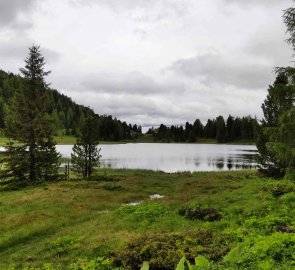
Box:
0, 135, 127, 146
0, 135, 255, 146
1, 169, 294, 269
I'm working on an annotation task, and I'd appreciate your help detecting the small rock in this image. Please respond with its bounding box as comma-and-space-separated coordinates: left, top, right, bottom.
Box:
150, 194, 165, 200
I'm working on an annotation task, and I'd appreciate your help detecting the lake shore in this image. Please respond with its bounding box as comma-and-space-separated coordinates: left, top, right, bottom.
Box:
0, 134, 255, 146
1, 168, 294, 269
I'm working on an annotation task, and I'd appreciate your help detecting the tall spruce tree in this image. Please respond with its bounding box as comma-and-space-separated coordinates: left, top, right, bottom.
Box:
71, 116, 101, 178
216, 116, 226, 143
257, 75, 287, 177
257, 72, 295, 178
256, 3, 295, 179
3, 45, 60, 184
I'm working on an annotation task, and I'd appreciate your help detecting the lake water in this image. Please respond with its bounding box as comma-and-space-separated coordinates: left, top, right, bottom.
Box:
56, 143, 257, 173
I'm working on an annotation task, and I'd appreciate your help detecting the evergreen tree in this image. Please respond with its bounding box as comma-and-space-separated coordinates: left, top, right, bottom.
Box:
257, 73, 295, 178
226, 115, 235, 141
193, 119, 204, 139
216, 116, 226, 143
3, 45, 60, 184
36, 138, 61, 181
0, 142, 29, 185
71, 116, 101, 178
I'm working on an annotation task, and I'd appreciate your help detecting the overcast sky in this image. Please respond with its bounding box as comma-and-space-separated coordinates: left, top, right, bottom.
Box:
0, 0, 293, 128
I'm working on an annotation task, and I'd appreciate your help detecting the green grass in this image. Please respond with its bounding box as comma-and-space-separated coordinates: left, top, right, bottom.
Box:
0, 136, 11, 146
0, 169, 294, 269
0, 135, 128, 146
53, 135, 77, 145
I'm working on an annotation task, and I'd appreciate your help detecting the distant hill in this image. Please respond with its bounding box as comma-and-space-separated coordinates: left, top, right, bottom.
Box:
0, 70, 141, 141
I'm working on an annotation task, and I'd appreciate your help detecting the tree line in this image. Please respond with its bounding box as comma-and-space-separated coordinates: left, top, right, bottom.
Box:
0, 70, 141, 141
147, 115, 257, 143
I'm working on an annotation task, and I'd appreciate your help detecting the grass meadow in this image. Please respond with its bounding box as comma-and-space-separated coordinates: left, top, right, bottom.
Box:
1, 169, 295, 269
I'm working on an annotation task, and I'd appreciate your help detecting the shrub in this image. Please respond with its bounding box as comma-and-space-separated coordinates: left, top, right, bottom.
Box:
112, 230, 230, 270
224, 232, 295, 269
50, 236, 78, 257
178, 206, 222, 222
263, 181, 295, 197
244, 215, 292, 234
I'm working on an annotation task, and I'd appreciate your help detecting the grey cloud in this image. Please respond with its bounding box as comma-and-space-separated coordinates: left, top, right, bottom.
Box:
70, 0, 189, 22
0, 41, 28, 59
42, 48, 61, 64
0, 0, 37, 30
81, 71, 184, 95
0, 39, 60, 63
169, 53, 273, 89
133, 29, 147, 39
67, 90, 198, 126
222, 0, 291, 7
245, 28, 292, 66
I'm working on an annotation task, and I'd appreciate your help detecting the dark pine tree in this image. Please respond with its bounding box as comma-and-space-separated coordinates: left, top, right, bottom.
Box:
3, 45, 60, 184
71, 116, 101, 178
256, 73, 295, 178
216, 116, 226, 143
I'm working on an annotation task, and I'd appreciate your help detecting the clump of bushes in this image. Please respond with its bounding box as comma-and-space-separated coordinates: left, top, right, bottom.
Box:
111, 230, 230, 270
244, 215, 293, 235
224, 232, 295, 269
263, 181, 295, 198
178, 206, 222, 222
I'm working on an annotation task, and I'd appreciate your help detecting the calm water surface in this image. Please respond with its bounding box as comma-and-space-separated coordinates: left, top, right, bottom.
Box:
57, 143, 257, 173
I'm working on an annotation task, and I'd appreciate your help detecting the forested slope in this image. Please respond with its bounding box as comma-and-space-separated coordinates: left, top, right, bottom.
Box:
0, 70, 141, 141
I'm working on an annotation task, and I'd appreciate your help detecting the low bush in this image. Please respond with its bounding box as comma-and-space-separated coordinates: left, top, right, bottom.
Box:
112, 230, 230, 270
262, 181, 295, 198
224, 232, 295, 269
178, 206, 222, 222
50, 236, 79, 257
244, 215, 293, 234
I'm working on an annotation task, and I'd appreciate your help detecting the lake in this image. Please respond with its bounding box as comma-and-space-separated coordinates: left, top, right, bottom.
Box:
57, 143, 257, 173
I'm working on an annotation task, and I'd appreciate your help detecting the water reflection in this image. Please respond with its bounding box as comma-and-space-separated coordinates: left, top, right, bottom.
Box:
227, 158, 233, 170
56, 143, 258, 173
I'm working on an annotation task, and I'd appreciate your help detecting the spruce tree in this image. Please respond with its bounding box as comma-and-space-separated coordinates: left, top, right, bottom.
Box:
216, 116, 226, 143
3, 45, 60, 184
257, 73, 295, 178
71, 116, 101, 178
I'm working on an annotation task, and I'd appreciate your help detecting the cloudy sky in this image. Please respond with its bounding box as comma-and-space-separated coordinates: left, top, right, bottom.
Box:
0, 0, 293, 128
